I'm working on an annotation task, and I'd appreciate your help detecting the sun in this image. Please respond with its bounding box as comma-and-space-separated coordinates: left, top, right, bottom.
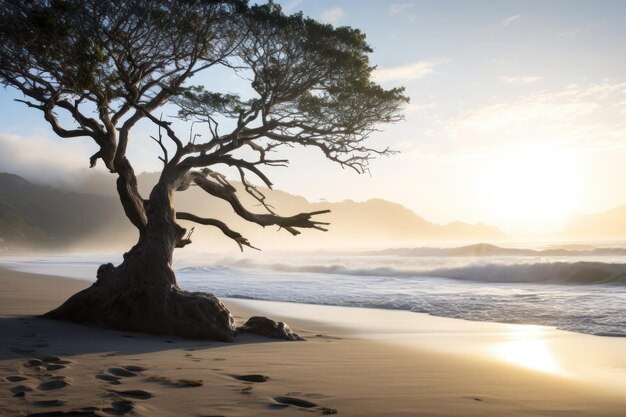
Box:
478, 149, 582, 232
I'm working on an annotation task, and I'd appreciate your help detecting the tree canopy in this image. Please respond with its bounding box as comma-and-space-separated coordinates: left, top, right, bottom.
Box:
0, 0, 408, 250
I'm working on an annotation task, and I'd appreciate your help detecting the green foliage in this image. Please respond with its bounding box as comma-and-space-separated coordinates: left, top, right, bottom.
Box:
0, 0, 246, 99
3, 0, 106, 90
179, 1, 408, 171
1, 0, 408, 175
177, 86, 249, 119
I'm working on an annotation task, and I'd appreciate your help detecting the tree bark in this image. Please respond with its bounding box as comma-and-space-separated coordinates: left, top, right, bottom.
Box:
43, 176, 237, 341
115, 156, 148, 235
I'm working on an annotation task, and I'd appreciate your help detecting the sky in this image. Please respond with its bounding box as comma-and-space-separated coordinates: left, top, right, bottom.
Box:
2, 0, 626, 234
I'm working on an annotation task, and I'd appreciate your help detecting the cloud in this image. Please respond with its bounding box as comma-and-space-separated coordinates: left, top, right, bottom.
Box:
372, 60, 446, 83
320, 7, 344, 24
437, 82, 626, 153
501, 15, 521, 26
389, 3, 414, 14
499, 75, 542, 85
0, 133, 98, 185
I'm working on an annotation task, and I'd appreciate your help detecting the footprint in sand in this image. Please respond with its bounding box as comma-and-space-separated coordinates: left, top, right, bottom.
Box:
24, 356, 71, 367
31, 399, 67, 407
107, 367, 136, 377
23, 359, 44, 369
176, 379, 203, 387
6, 375, 28, 382
97, 365, 146, 385
271, 396, 338, 415
232, 374, 269, 383
103, 399, 134, 415
145, 375, 203, 387
183, 353, 202, 362
121, 365, 146, 373
38, 376, 70, 391
108, 389, 153, 399
10, 384, 33, 396
313, 334, 342, 341
22, 357, 71, 375
272, 396, 318, 408
96, 373, 122, 385
40, 355, 64, 363
27, 410, 100, 416
108, 365, 146, 378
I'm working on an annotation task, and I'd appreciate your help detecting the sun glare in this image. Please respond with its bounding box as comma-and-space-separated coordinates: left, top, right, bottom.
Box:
492, 326, 562, 374
479, 150, 582, 232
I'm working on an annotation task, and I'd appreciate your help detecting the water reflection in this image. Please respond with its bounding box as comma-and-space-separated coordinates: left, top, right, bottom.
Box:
492, 326, 561, 374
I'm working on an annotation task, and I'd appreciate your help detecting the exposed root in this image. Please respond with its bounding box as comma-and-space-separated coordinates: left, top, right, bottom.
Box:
43, 262, 236, 342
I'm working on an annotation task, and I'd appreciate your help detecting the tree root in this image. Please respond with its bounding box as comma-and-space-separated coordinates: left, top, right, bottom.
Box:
43, 263, 237, 342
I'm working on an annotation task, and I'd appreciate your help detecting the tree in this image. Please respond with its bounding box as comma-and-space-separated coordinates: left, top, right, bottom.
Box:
0, 0, 408, 341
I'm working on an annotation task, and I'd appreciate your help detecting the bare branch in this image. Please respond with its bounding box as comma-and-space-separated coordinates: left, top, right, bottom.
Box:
133, 105, 184, 163
176, 211, 259, 251
236, 166, 275, 214
13, 98, 91, 139
190, 171, 330, 236
149, 115, 169, 166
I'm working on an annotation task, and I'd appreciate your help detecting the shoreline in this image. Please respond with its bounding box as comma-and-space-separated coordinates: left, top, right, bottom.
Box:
1, 267, 625, 416
4, 252, 626, 339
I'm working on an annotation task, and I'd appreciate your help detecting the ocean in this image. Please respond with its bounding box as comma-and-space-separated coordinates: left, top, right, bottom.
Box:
3, 243, 626, 337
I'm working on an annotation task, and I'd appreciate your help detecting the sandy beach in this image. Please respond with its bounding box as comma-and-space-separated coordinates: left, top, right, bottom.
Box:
1, 266, 625, 417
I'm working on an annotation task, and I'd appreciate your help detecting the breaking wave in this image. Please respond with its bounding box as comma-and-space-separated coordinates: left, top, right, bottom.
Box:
181, 259, 626, 286
177, 258, 626, 337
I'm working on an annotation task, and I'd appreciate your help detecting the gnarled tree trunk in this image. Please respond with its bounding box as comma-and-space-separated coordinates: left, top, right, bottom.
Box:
44, 177, 237, 341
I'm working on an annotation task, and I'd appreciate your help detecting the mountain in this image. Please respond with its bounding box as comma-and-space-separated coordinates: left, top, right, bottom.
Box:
562, 205, 626, 239
0, 172, 505, 250
0, 173, 133, 249
368, 242, 626, 257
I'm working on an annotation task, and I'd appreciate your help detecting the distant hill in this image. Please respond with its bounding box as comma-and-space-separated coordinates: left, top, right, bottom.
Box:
121, 172, 506, 246
562, 205, 626, 239
0, 173, 133, 249
368, 242, 626, 257
0, 172, 506, 250
0, 200, 47, 244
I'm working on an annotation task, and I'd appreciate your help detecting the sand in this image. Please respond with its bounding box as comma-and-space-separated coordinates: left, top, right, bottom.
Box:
1, 266, 625, 416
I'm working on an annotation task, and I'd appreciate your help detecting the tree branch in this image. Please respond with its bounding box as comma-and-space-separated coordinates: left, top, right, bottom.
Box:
176, 212, 259, 251
13, 98, 91, 139
190, 171, 330, 236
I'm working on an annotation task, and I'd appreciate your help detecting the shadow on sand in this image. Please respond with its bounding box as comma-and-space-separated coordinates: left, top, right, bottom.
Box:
0, 315, 284, 362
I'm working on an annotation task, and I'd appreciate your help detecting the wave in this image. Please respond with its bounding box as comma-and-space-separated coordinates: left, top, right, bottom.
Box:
427, 262, 626, 284
179, 259, 626, 285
